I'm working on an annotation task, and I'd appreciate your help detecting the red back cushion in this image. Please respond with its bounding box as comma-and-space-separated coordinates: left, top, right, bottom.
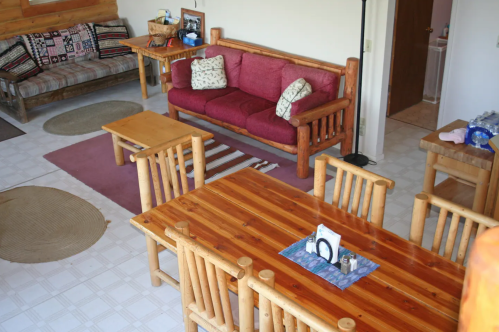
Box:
205, 45, 244, 88
282, 64, 339, 100
171, 57, 203, 89
289, 91, 331, 120
239, 53, 289, 102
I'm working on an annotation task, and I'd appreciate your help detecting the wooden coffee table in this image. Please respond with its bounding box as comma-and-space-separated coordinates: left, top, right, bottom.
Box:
119, 36, 209, 99
102, 111, 213, 166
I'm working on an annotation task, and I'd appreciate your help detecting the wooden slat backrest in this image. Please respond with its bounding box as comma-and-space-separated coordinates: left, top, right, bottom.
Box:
248, 271, 356, 332
166, 223, 254, 332
131, 132, 205, 212
314, 154, 395, 227
409, 192, 499, 265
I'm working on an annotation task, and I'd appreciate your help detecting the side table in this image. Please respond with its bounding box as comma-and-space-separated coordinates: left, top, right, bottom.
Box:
420, 119, 494, 213
120, 36, 209, 99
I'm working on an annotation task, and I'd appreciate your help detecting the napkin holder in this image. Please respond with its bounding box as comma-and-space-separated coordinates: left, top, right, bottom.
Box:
306, 224, 341, 264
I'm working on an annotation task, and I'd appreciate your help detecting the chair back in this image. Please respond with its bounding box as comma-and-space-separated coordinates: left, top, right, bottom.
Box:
314, 154, 395, 227
409, 192, 499, 265
166, 222, 255, 332
131, 132, 205, 212
248, 270, 356, 332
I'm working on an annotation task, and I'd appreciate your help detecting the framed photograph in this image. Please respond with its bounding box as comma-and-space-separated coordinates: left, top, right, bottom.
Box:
180, 8, 205, 42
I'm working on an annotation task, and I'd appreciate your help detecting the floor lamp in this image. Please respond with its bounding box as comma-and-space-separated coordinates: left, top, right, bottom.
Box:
344, 0, 370, 167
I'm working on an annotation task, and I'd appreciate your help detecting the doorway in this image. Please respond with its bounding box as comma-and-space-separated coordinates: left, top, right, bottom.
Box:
387, 0, 453, 131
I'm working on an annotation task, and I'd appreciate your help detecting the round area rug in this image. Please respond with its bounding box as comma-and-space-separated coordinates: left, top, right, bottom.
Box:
43, 100, 143, 135
0, 186, 107, 263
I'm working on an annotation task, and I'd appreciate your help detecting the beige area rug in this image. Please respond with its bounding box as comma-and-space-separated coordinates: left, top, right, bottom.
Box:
390, 101, 439, 131
43, 101, 143, 136
0, 186, 107, 263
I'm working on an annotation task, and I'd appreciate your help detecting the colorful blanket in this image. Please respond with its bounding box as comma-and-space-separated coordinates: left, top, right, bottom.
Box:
21, 23, 97, 67
280, 237, 380, 291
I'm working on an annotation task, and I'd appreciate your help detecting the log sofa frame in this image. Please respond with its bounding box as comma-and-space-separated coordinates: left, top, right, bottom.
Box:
0, 63, 153, 124
164, 28, 359, 179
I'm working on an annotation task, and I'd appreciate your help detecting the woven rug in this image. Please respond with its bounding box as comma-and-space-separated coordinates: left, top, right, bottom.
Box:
0, 186, 107, 263
0, 117, 25, 142
43, 101, 143, 136
44, 119, 329, 215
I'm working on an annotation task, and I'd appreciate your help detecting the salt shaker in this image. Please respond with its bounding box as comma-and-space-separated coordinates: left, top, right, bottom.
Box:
340, 255, 351, 274
306, 233, 316, 254
349, 253, 358, 271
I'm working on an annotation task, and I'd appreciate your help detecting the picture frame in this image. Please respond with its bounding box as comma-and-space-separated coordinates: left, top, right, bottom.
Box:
180, 8, 205, 43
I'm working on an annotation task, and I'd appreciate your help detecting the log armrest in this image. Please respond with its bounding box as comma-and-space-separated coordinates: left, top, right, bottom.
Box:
0, 70, 21, 83
160, 72, 172, 84
289, 98, 350, 127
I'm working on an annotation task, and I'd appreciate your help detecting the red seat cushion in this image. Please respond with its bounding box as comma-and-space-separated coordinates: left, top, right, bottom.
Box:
246, 107, 297, 145
171, 57, 203, 89
168, 87, 237, 114
205, 90, 275, 128
282, 64, 339, 100
238, 53, 289, 102
205, 45, 244, 88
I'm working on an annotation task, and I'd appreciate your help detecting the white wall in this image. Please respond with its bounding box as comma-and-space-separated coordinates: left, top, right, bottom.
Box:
430, 0, 452, 41
117, 0, 395, 161
439, 0, 499, 126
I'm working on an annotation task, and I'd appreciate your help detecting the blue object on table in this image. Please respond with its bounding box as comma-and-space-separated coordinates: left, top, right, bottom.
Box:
466, 111, 499, 152
280, 237, 380, 291
183, 36, 203, 47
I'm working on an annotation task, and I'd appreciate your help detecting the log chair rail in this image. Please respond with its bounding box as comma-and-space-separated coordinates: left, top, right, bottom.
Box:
164, 28, 359, 179
0, 64, 153, 124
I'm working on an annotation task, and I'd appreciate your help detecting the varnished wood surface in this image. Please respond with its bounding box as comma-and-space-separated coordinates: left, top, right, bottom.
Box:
101, 111, 213, 149
420, 120, 494, 171
131, 168, 465, 332
119, 35, 209, 59
0, 0, 118, 40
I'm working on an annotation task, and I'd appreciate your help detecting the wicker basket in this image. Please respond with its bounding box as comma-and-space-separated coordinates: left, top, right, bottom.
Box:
148, 18, 180, 38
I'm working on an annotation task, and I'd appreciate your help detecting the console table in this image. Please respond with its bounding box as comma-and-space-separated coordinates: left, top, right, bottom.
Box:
120, 36, 209, 99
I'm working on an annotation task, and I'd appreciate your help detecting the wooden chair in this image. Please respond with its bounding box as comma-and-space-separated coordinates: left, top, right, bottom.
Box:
165, 222, 255, 332
314, 154, 395, 227
409, 192, 499, 265
130, 133, 205, 289
248, 269, 356, 332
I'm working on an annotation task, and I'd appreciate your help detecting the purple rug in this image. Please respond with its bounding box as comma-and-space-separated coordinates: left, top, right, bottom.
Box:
44, 119, 328, 215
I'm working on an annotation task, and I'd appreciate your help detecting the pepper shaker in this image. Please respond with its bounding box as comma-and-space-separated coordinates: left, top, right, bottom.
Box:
340, 255, 351, 274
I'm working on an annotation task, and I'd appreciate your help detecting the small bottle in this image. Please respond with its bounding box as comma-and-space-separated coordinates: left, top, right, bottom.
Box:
306, 233, 316, 254
340, 256, 351, 274
349, 253, 358, 271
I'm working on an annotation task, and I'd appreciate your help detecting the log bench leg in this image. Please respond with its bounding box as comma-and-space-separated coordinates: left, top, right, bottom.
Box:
297, 125, 311, 179
169, 103, 179, 121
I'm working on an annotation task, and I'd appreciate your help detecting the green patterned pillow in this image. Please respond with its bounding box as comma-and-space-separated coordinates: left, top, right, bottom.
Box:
191, 55, 227, 90
276, 78, 312, 120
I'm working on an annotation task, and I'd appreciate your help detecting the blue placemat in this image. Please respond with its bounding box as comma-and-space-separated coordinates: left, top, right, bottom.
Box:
279, 237, 380, 291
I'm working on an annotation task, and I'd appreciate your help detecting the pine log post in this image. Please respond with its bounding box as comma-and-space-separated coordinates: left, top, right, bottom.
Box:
341, 58, 359, 156
211, 28, 221, 45
409, 193, 429, 246
258, 270, 275, 332
237, 257, 254, 332
371, 180, 388, 227
297, 125, 311, 178
313, 155, 328, 201
338, 318, 357, 332
458, 227, 499, 331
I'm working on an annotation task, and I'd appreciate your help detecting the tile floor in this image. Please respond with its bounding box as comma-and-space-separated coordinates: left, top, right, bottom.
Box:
390, 101, 440, 131
0, 81, 471, 332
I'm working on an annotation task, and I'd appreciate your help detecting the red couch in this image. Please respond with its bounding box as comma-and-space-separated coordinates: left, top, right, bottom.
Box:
162, 28, 359, 178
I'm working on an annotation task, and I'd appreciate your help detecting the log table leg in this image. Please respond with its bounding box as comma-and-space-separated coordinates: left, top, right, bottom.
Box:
423, 151, 438, 216
112, 134, 125, 166
160, 61, 166, 94
138, 53, 148, 99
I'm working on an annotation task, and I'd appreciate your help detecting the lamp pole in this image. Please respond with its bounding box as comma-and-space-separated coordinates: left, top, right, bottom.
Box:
343, 0, 370, 167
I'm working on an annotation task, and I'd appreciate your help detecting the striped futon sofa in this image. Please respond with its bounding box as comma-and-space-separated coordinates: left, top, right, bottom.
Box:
0, 19, 152, 124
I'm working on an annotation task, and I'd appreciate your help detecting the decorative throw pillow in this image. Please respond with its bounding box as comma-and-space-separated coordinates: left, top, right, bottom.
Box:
93, 24, 132, 59
21, 23, 97, 66
276, 78, 312, 120
191, 55, 227, 90
0, 42, 43, 82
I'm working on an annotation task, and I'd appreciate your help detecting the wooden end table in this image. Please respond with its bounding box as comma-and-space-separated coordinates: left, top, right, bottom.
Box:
120, 36, 209, 99
102, 111, 213, 166
420, 119, 494, 213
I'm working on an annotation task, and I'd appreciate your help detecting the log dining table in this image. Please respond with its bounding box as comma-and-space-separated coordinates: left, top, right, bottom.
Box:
130, 168, 465, 331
